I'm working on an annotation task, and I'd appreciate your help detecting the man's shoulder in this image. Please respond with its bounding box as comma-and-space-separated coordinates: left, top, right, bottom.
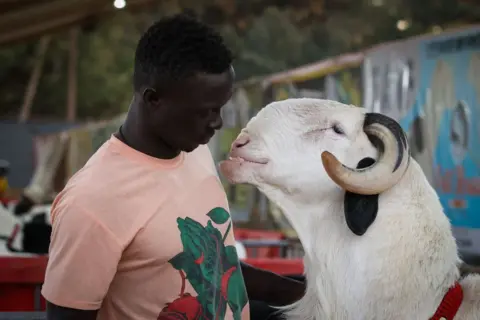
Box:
55, 140, 144, 215
52, 168, 157, 245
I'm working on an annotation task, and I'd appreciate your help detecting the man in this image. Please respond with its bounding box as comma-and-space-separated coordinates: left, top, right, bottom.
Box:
42, 13, 305, 320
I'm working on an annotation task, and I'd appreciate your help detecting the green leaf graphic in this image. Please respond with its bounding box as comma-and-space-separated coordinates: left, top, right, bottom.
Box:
169, 252, 187, 269
168, 214, 248, 320
207, 207, 230, 224
227, 268, 248, 320
223, 221, 232, 242
224, 245, 239, 266
177, 217, 207, 262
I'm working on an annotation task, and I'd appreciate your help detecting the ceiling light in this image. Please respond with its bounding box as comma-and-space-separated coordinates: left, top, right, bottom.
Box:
114, 0, 126, 9
397, 20, 409, 31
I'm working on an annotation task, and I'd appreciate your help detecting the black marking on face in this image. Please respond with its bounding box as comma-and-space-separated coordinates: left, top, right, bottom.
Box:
344, 157, 379, 236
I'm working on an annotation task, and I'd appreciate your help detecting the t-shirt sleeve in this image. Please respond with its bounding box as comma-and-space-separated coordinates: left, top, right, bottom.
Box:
41, 201, 123, 310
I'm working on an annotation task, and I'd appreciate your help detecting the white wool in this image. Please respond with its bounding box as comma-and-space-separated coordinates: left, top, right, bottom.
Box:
219, 98, 480, 320
235, 241, 247, 259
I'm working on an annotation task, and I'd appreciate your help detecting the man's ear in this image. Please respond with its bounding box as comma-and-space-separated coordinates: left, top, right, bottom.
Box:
143, 88, 161, 108
344, 157, 379, 236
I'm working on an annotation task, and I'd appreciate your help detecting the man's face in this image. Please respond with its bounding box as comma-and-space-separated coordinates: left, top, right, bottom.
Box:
149, 67, 235, 153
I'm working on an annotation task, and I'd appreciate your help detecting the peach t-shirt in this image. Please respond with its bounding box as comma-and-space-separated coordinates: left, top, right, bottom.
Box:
42, 135, 250, 320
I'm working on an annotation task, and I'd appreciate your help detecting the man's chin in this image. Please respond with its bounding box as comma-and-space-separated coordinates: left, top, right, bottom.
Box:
180, 142, 201, 153
181, 139, 211, 153
182, 146, 197, 153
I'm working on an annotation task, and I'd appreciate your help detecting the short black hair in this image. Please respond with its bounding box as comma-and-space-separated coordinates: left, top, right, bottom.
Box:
133, 13, 233, 91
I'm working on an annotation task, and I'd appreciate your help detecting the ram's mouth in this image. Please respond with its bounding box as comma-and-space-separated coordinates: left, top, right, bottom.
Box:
227, 156, 268, 165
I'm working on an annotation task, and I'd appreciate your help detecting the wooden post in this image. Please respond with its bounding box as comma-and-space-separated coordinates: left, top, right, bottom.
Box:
66, 27, 79, 122
18, 35, 51, 123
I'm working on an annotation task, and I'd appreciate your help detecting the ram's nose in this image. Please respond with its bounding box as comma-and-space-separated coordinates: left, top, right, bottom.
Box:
231, 134, 250, 152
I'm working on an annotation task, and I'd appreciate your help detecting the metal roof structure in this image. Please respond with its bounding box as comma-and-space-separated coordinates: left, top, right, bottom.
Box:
0, 0, 156, 46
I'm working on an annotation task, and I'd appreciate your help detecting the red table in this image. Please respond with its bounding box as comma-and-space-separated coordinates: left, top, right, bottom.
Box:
0, 257, 48, 312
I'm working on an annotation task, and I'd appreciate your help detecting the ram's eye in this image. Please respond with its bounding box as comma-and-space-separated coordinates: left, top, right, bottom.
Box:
333, 124, 344, 135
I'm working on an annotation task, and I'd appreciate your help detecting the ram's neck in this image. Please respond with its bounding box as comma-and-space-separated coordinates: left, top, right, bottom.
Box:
273, 193, 459, 319
267, 190, 345, 256
289, 247, 457, 320
274, 194, 363, 318
260, 169, 460, 319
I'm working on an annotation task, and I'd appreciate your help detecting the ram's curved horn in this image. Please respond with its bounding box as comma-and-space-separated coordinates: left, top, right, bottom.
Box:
321, 113, 410, 195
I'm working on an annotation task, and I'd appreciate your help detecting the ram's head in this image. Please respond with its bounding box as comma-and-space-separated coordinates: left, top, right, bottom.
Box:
219, 98, 410, 236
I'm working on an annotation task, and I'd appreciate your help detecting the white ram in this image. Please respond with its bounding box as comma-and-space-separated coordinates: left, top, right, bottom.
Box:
219, 98, 480, 320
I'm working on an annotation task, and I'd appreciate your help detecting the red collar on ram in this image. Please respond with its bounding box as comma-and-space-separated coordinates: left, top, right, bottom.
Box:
430, 282, 463, 320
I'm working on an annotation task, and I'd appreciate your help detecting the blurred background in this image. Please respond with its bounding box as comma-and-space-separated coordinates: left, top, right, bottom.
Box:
0, 0, 479, 315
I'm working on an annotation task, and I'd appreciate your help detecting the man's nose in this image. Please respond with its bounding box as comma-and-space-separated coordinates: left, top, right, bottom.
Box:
231, 134, 250, 151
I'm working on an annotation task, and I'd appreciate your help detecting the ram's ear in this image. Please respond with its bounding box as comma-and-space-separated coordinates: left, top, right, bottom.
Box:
344, 157, 379, 236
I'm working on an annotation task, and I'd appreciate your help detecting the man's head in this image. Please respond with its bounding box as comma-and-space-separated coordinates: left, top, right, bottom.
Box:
133, 14, 234, 153
219, 99, 410, 203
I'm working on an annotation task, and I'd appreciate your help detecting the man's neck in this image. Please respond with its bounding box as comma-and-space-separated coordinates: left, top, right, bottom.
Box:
117, 105, 180, 160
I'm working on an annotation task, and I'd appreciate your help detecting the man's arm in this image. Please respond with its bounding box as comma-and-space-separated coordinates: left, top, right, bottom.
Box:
240, 261, 305, 306
46, 302, 98, 320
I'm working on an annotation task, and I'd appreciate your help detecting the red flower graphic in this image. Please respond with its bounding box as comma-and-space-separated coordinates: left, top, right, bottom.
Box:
158, 293, 203, 320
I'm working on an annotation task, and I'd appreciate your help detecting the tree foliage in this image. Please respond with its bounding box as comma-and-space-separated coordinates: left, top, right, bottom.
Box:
0, 0, 478, 120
